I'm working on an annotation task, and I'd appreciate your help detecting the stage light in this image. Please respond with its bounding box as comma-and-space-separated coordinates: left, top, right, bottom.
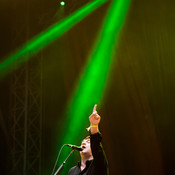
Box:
60, 1, 65, 6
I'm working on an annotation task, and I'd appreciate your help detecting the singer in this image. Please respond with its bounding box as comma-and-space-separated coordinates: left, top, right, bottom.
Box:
68, 104, 109, 175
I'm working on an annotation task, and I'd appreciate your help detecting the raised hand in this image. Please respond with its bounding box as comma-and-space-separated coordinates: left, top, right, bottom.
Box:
89, 105, 100, 134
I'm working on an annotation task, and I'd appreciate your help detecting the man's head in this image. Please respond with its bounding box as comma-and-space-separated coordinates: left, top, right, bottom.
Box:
80, 136, 93, 160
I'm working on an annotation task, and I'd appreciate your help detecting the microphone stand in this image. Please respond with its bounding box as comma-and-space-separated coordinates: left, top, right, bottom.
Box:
54, 149, 74, 175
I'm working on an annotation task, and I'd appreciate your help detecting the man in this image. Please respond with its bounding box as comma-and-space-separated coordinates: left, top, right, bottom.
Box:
68, 104, 109, 175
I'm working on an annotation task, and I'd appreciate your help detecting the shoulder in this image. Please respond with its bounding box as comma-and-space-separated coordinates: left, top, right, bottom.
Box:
68, 165, 79, 175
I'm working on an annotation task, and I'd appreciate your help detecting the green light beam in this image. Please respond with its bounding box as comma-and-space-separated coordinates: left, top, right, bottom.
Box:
63, 0, 131, 144
0, 0, 107, 80
59, 0, 130, 172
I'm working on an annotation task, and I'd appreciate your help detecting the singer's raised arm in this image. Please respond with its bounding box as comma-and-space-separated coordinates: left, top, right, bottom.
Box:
89, 105, 108, 174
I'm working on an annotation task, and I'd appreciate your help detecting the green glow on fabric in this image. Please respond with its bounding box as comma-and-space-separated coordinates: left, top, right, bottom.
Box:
58, 1, 130, 173
0, 0, 107, 80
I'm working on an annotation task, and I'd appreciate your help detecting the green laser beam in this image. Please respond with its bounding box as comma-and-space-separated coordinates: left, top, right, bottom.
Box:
58, 1, 130, 174
0, 0, 107, 80
63, 0, 130, 145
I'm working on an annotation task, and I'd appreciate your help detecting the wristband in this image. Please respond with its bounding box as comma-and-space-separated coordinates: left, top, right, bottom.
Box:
86, 125, 98, 131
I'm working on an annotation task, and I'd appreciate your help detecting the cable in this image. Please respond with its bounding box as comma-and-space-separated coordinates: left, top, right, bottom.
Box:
51, 144, 67, 175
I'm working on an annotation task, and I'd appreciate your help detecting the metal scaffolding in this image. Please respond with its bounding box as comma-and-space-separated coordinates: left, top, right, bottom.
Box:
10, 54, 43, 175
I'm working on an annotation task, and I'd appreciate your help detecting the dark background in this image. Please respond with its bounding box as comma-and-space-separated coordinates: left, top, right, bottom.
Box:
0, 0, 175, 174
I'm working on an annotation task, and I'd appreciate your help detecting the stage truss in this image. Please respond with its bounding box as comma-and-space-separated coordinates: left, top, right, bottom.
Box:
10, 54, 43, 175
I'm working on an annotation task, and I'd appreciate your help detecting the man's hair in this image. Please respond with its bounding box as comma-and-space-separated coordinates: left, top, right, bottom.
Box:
82, 136, 90, 142
84, 136, 90, 140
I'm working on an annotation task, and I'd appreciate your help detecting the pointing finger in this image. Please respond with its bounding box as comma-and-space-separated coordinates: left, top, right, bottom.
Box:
93, 104, 97, 114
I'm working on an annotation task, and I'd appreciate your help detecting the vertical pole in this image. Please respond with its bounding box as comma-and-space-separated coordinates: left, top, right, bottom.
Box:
24, 62, 28, 175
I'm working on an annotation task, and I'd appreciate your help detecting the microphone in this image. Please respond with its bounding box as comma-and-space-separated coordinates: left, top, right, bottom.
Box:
66, 144, 83, 151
